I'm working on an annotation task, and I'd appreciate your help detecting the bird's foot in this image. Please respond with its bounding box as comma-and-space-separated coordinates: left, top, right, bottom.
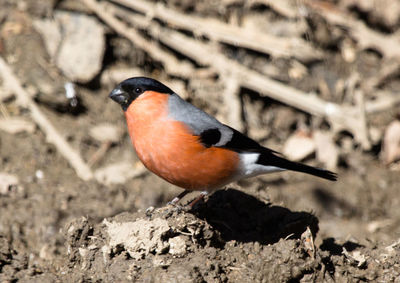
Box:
168, 189, 190, 206
167, 190, 208, 211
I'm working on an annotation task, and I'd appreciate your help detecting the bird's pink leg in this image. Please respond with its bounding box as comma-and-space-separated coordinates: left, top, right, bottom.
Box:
187, 191, 208, 208
168, 190, 190, 206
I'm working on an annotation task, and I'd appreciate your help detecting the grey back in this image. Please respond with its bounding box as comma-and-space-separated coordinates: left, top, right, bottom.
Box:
167, 94, 233, 146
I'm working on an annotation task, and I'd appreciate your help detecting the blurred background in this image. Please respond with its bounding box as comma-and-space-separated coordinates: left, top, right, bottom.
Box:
0, 0, 399, 281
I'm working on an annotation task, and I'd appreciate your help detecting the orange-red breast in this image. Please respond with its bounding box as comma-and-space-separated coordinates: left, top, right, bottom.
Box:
109, 77, 337, 204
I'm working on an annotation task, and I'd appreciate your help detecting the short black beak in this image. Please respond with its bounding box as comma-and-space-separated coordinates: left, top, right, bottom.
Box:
109, 87, 127, 105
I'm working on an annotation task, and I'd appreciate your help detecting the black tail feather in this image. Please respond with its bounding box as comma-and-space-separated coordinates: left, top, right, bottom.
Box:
257, 152, 337, 181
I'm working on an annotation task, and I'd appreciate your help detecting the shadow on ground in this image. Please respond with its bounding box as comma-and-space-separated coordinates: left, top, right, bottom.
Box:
190, 188, 319, 244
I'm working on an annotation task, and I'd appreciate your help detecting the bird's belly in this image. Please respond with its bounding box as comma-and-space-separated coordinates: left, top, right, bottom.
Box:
132, 120, 240, 191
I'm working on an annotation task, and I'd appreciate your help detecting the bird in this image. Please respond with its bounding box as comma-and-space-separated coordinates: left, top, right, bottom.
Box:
109, 77, 337, 206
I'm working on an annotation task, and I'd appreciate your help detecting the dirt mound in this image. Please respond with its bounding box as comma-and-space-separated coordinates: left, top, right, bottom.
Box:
1, 0, 400, 281
5, 190, 400, 282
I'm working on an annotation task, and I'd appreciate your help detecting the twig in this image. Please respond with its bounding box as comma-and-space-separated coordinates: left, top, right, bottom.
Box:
150, 27, 351, 113
0, 56, 93, 181
363, 60, 400, 91
82, 0, 194, 78
304, 0, 400, 59
365, 91, 400, 114
90, 1, 398, 146
144, 20, 372, 144
255, 0, 298, 19
90, 3, 372, 145
112, 0, 323, 62
0, 82, 14, 101
112, 4, 335, 116
88, 141, 112, 168
221, 75, 243, 131
354, 90, 371, 150
0, 103, 10, 118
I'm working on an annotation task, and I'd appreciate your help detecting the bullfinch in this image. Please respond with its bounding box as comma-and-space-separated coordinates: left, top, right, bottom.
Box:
109, 77, 337, 205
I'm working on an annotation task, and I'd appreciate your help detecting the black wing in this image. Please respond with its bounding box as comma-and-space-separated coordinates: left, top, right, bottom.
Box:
206, 126, 337, 181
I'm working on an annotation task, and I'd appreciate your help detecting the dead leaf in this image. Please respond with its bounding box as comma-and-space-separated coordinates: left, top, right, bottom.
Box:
288, 60, 308, 80
366, 219, 394, 233
101, 67, 144, 87
0, 172, 19, 195
301, 226, 315, 258
283, 131, 315, 161
1, 21, 24, 37
342, 247, 367, 268
0, 117, 35, 134
380, 238, 400, 261
314, 131, 339, 170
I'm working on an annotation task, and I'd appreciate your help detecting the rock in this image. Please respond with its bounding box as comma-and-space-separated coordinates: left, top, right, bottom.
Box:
381, 120, 400, 164
33, 18, 61, 59
34, 12, 105, 83
94, 161, 146, 185
55, 11, 105, 83
104, 218, 171, 260
168, 236, 187, 256
89, 123, 123, 143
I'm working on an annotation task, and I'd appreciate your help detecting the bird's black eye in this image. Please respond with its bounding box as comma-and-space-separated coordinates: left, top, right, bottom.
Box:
134, 87, 142, 94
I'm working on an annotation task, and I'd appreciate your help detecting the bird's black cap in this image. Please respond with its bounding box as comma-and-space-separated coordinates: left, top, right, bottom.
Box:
109, 77, 173, 111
